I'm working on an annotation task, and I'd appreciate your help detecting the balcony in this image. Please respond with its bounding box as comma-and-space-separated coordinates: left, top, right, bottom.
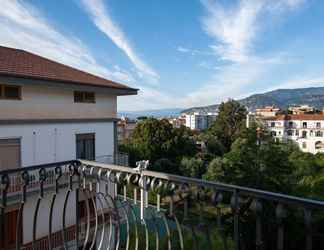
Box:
0, 160, 324, 250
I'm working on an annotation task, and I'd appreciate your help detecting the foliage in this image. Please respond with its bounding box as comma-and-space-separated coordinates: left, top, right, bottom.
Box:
204, 125, 294, 192
207, 99, 247, 152
180, 157, 205, 178
119, 118, 196, 170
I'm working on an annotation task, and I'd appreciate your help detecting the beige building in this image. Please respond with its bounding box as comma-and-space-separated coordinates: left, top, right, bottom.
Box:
288, 105, 315, 115
255, 106, 280, 117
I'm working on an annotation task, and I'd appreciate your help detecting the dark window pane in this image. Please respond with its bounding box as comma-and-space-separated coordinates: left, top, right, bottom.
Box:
76, 134, 95, 160
4, 86, 20, 99
84, 92, 95, 103
74, 91, 83, 102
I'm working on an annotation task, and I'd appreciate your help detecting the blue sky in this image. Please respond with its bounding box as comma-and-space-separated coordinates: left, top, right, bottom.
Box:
1, 0, 324, 111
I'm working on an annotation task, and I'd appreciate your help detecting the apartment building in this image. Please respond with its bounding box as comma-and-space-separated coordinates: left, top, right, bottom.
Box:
184, 112, 217, 130
255, 106, 280, 117
264, 114, 324, 154
117, 116, 137, 143
0, 46, 137, 248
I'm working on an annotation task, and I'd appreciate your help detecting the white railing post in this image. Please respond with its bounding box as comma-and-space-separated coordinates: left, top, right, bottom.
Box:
136, 160, 149, 221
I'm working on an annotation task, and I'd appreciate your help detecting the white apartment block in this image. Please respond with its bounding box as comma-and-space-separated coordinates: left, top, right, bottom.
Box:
264, 114, 324, 154
185, 112, 217, 130
0, 46, 137, 248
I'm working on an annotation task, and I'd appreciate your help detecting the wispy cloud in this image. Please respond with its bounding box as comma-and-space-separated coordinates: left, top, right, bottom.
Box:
0, 0, 134, 83
177, 0, 306, 107
200, 0, 305, 63
80, 0, 159, 84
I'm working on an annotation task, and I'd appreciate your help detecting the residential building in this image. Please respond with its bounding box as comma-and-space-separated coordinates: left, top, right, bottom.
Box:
288, 105, 315, 115
117, 116, 137, 142
264, 114, 324, 153
168, 114, 186, 128
184, 112, 217, 130
255, 106, 280, 117
0, 46, 137, 248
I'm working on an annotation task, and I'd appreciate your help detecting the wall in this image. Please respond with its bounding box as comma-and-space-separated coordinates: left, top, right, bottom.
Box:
0, 82, 117, 120
0, 121, 115, 244
0, 121, 114, 166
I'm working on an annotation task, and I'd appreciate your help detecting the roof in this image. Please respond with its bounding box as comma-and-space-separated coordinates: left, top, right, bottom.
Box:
264, 114, 324, 121
0, 46, 138, 93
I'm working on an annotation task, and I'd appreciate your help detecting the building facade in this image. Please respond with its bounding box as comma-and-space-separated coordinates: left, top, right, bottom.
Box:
0, 46, 137, 248
264, 114, 324, 154
184, 112, 217, 130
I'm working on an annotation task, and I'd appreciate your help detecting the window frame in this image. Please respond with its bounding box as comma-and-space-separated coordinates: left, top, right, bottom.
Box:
74, 91, 96, 103
0, 84, 22, 100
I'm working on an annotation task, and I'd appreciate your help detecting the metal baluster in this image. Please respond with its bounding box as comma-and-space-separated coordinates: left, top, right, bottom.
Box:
212, 191, 228, 250
0, 174, 9, 250
231, 190, 240, 250
32, 168, 46, 250
16, 171, 29, 250
276, 204, 287, 250
49, 166, 62, 250
251, 199, 263, 250
304, 209, 312, 250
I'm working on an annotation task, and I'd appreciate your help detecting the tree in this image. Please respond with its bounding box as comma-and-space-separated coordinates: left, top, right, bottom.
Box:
204, 125, 294, 192
180, 157, 205, 178
207, 100, 247, 152
119, 118, 196, 171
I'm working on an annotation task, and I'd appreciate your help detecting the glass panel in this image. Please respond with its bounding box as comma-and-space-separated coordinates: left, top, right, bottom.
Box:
84, 92, 95, 103
74, 91, 83, 102
76, 134, 95, 160
4, 86, 20, 99
85, 139, 95, 160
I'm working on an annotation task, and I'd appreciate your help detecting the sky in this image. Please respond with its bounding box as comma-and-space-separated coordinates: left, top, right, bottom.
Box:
1, 0, 324, 111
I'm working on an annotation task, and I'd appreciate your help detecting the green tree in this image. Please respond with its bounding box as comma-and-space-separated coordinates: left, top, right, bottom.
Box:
204, 125, 294, 192
207, 100, 247, 152
119, 118, 196, 171
180, 157, 205, 178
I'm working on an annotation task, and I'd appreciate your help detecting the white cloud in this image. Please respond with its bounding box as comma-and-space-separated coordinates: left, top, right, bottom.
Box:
200, 0, 305, 63
0, 0, 134, 83
177, 0, 307, 108
177, 46, 190, 53
80, 0, 159, 84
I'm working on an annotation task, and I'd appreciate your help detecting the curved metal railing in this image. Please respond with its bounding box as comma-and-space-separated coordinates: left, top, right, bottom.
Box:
0, 159, 324, 250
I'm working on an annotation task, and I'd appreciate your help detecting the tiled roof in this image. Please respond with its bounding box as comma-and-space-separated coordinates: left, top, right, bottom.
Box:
0, 46, 137, 92
264, 114, 324, 121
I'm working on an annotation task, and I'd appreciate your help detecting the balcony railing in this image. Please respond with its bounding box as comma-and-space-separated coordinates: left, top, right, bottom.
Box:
0, 160, 324, 250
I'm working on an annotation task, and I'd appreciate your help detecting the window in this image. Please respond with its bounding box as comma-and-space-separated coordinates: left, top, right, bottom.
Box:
287, 130, 293, 136
295, 130, 299, 136
317, 122, 321, 128
316, 131, 323, 137
270, 122, 275, 127
74, 91, 95, 103
270, 131, 277, 137
288, 121, 293, 128
302, 142, 307, 149
76, 133, 95, 160
0, 84, 21, 100
303, 122, 307, 128
302, 131, 307, 138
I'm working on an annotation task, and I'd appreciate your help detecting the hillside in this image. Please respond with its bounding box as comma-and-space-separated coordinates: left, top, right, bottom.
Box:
182, 87, 324, 114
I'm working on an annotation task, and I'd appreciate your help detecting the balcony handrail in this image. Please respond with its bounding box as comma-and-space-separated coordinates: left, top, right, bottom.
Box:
79, 159, 324, 210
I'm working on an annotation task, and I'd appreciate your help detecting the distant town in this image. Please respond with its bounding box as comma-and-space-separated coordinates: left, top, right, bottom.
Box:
118, 104, 324, 154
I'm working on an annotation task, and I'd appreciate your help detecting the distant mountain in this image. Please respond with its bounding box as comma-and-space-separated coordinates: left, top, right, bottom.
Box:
118, 108, 183, 119
182, 87, 324, 114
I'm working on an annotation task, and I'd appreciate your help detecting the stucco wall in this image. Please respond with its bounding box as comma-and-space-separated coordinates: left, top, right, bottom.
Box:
0, 121, 115, 244
0, 122, 114, 166
0, 82, 117, 119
